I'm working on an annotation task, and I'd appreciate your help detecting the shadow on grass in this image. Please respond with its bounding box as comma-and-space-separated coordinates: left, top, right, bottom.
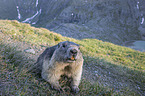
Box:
83, 56, 145, 95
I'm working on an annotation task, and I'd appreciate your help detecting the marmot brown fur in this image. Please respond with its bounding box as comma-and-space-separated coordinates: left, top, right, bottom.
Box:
35, 41, 83, 93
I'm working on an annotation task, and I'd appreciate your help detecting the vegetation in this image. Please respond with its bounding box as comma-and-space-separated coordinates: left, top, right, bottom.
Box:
0, 20, 145, 95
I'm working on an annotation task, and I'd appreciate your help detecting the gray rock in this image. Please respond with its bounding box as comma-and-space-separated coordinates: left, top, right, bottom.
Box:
24, 49, 35, 54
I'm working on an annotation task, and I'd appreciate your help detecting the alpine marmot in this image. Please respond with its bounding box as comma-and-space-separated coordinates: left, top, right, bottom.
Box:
35, 41, 84, 93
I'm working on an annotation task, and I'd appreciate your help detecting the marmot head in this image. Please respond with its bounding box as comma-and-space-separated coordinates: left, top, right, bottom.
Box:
56, 41, 81, 63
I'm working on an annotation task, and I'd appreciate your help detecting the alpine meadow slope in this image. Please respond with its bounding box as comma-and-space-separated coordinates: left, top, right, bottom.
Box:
0, 20, 145, 95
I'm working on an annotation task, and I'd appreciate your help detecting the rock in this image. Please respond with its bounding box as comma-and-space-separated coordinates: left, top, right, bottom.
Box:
24, 49, 35, 54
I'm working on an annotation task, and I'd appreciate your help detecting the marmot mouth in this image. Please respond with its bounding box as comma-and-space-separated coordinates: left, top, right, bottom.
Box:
66, 57, 76, 62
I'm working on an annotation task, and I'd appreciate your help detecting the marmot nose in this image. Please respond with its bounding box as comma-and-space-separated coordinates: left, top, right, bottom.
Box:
70, 49, 77, 55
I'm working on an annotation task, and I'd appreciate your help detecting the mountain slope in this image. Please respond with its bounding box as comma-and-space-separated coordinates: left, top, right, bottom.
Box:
0, 20, 145, 95
0, 0, 145, 44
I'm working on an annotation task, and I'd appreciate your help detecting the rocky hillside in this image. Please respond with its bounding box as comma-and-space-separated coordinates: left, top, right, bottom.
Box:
0, 0, 145, 44
0, 20, 145, 95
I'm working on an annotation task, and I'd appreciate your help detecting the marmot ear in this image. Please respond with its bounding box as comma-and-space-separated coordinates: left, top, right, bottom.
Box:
75, 44, 80, 48
77, 44, 80, 47
58, 43, 60, 48
57, 42, 62, 48
75, 44, 80, 49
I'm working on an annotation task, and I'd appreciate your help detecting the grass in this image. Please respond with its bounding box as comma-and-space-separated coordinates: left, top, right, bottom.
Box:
0, 20, 145, 95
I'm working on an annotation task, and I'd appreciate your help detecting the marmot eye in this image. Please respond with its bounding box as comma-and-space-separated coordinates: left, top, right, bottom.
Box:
62, 44, 66, 48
